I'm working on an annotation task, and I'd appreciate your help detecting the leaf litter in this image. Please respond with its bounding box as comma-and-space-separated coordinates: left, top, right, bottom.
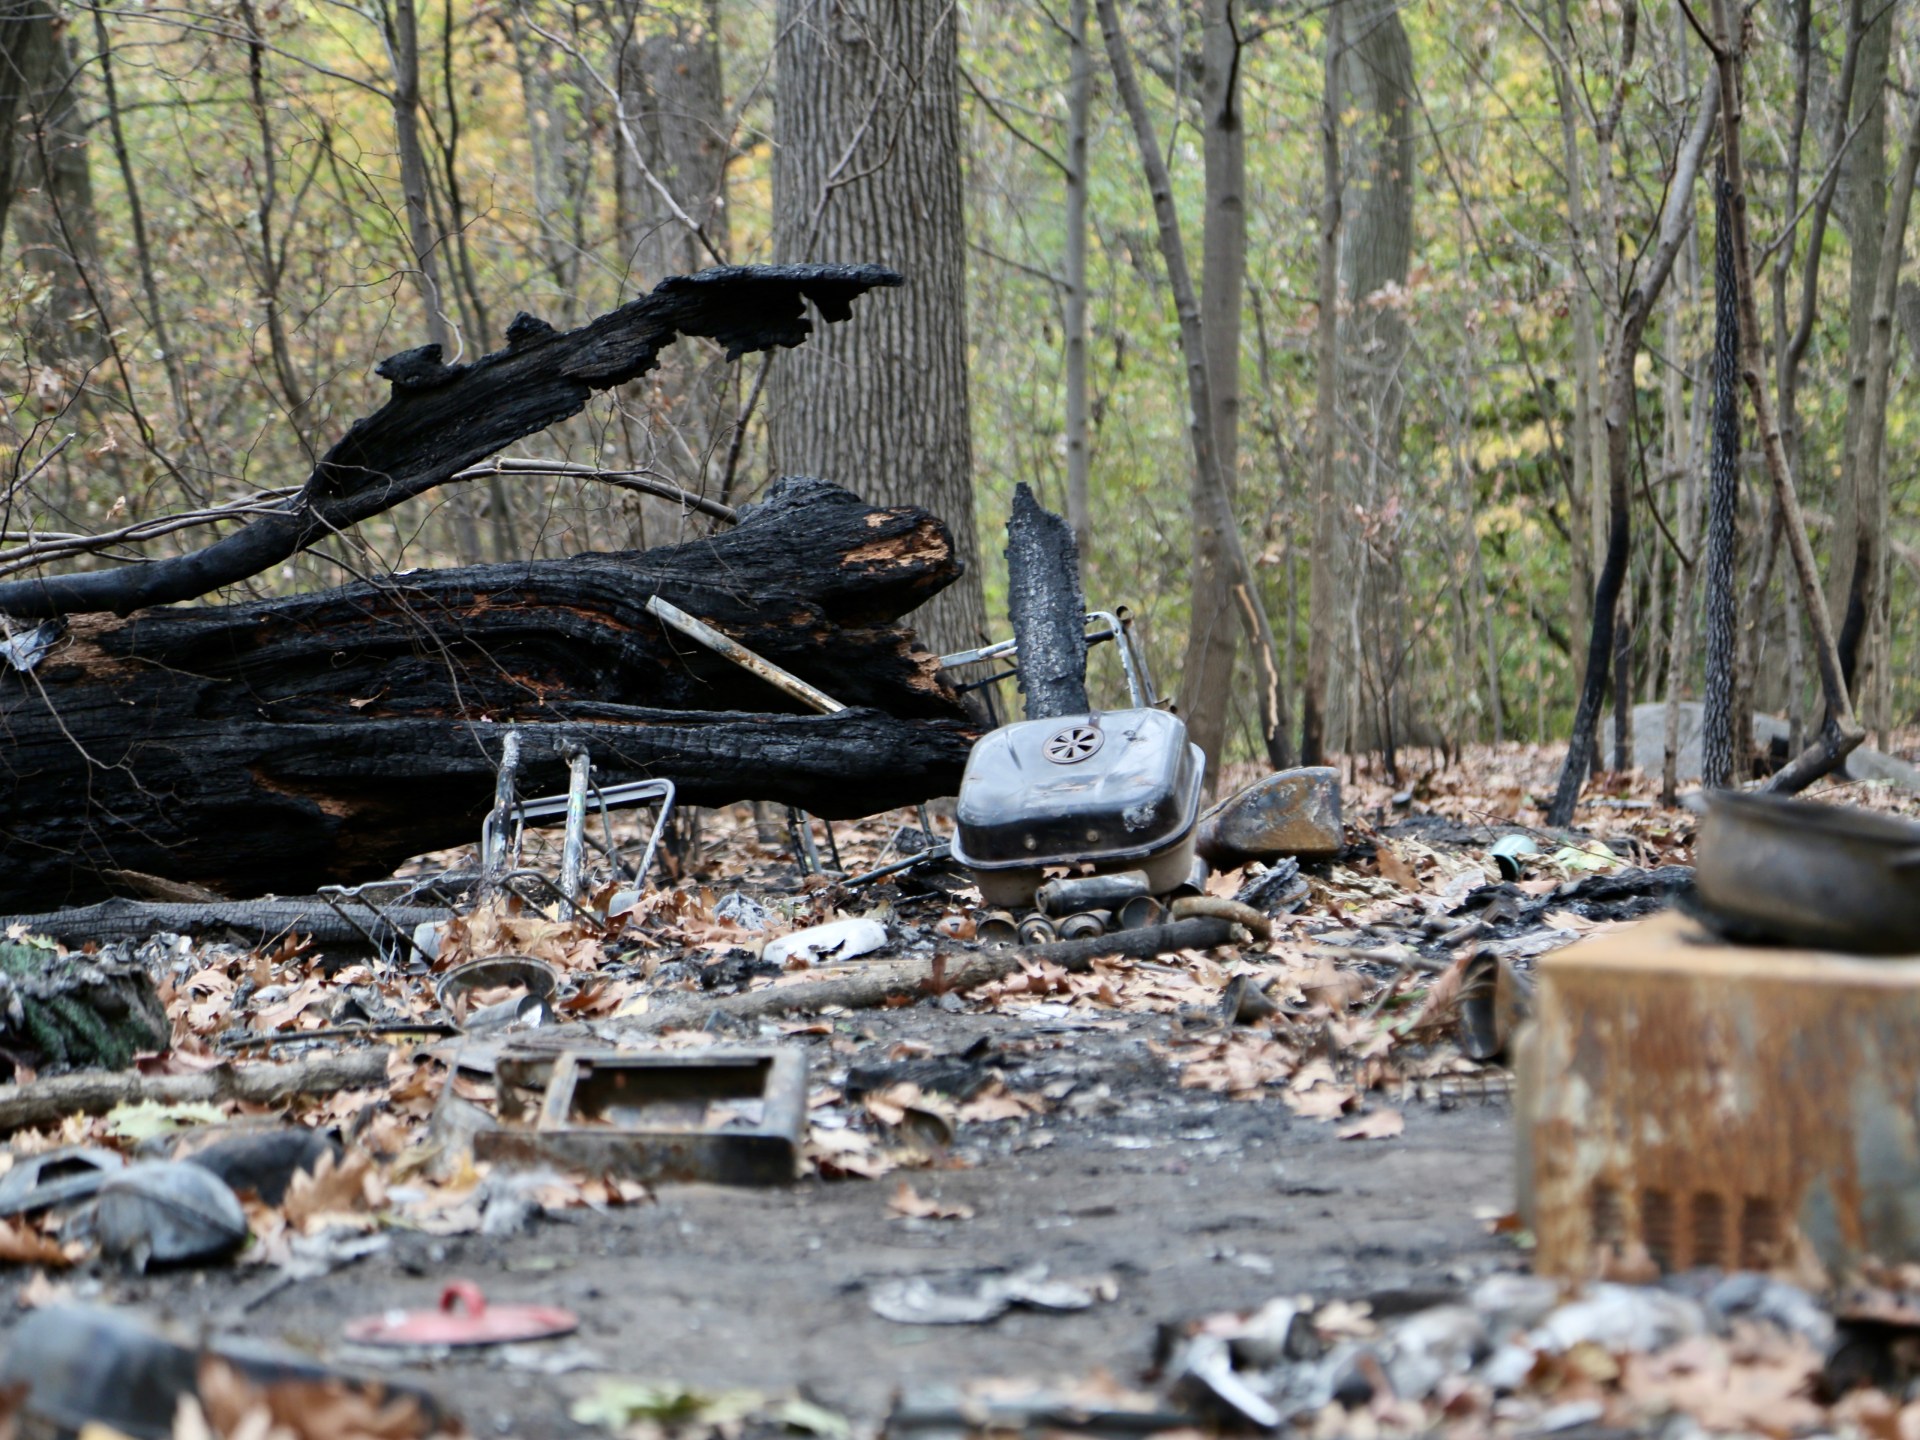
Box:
0, 748, 1900, 1437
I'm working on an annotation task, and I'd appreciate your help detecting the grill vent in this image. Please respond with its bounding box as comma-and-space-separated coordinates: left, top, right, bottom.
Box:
1641, 1188, 1677, 1270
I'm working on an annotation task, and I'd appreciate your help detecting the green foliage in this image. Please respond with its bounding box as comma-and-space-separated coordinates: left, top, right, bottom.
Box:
1, 0, 1914, 761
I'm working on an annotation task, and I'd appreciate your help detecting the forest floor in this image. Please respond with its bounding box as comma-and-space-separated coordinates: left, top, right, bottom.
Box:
1, 742, 1916, 1438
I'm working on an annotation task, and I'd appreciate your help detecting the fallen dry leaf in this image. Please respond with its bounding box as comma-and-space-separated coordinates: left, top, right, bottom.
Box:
0, 1218, 72, 1269
956, 1080, 1045, 1124
283, 1149, 379, 1233
1376, 843, 1421, 891
197, 1355, 439, 1440
1285, 1086, 1358, 1121
1336, 1107, 1405, 1140
888, 1182, 974, 1221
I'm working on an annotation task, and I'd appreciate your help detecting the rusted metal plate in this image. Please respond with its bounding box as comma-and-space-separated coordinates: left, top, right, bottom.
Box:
474, 1046, 807, 1186
1518, 912, 1920, 1284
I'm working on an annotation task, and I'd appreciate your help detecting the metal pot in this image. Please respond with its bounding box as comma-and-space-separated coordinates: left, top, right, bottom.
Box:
1694, 789, 1920, 954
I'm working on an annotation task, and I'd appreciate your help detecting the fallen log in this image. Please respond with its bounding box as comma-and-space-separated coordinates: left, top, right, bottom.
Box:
0, 898, 451, 951
0, 709, 973, 908
0, 479, 976, 906
0, 1050, 390, 1135
603, 916, 1237, 1037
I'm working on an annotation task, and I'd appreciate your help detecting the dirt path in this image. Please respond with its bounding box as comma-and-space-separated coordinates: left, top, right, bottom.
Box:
0, 1005, 1517, 1435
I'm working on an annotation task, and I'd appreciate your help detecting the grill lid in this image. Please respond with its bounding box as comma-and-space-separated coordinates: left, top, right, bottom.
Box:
951, 708, 1204, 870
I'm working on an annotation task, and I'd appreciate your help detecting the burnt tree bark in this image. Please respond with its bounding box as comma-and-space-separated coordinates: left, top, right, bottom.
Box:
1004, 482, 1089, 720
0, 264, 899, 621
1703, 171, 1741, 790
0, 479, 974, 906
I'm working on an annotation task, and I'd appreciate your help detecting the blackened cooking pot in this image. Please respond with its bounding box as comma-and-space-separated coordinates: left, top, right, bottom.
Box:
1694, 789, 1920, 954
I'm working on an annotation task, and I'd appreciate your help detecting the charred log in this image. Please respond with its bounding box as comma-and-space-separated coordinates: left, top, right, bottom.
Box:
0, 480, 974, 906
0, 898, 451, 951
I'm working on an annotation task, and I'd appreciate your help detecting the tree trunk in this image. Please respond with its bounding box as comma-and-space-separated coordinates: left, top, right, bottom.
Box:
615, 0, 732, 505
1095, 0, 1287, 773
1181, 0, 1248, 783
1063, 0, 1092, 561
1335, 0, 1414, 769
384, 0, 452, 355
12, 16, 102, 367
1703, 170, 1742, 790
1833, 53, 1920, 739
0, 479, 973, 906
0, 0, 52, 260
1545, 69, 1718, 827
1301, 0, 1344, 768
1828, 0, 1891, 682
1543, 0, 1607, 704
769, 0, 987, 657
1705, 0, 1864, 792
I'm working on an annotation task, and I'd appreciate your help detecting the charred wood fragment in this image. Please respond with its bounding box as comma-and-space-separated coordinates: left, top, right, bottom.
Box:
1003, 482, 1089, 719
0, 265, 900, 620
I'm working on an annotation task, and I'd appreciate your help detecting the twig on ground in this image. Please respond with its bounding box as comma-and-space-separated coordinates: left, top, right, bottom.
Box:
0, 1049, 390, 1134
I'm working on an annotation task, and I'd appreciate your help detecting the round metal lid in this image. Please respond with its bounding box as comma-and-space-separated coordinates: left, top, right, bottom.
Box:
344, 1282, 578, 1347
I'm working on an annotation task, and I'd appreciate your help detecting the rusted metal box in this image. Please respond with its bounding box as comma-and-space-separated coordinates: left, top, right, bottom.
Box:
474, 1046, 808, 1186
1518, 911, 1920, 1283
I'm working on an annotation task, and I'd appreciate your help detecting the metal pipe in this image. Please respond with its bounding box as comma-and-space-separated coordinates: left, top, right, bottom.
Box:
843, 841, 952, 889
1017, 915, 1058, 944
788, 806, 823, 875
1036, 870, 1152, 917
482, 730, 522, 893
559, 746, 592, 911
645, 594, 845, 714
978, 911, 1020, 944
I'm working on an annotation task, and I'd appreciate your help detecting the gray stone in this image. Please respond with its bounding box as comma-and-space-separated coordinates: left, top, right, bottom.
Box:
1605, 701, 1920, 790
1197, 768, 1343, 866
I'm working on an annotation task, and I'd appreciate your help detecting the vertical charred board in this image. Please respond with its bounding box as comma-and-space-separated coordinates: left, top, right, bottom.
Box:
1004, 482, 1090, 719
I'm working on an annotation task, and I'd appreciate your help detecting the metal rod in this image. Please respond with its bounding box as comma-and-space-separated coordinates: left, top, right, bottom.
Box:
559, 746, 592, 912
645, 594, 845, 714
937, 609, 1150, 709
788, 805, 823, 875
1087, 609, 1149, 708
482, 730, 522, 893
480, 778, 677, 897
843, 841, 953, 888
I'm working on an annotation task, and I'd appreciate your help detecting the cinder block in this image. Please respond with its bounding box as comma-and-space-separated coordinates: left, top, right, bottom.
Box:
1518, 911, 1920, 1284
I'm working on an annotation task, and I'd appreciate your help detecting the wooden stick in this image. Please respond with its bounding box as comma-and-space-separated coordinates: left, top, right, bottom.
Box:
0, 1050, 390, 1135
607, 917, 1237, 1037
